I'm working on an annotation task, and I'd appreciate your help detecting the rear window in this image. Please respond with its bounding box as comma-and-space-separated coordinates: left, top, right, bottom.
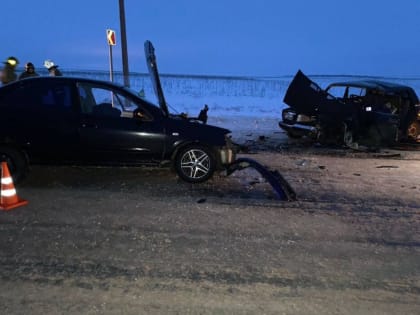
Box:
0, 81, 73, 110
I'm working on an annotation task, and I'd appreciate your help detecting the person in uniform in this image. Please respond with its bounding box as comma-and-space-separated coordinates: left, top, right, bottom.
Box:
18, 62, 40, 79
0, 56, 19, 85
44, 59, 63, 76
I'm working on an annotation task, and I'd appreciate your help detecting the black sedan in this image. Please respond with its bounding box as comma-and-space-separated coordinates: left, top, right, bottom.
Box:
0, 43, 237, 183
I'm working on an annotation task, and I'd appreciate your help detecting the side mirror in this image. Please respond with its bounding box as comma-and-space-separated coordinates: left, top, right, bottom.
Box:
135, 110, 145, 119
133, 108, 152, 121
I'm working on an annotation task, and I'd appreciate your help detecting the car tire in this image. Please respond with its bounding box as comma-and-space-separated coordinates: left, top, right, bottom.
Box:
174, 145, 216, 183
0, 146, 28, 183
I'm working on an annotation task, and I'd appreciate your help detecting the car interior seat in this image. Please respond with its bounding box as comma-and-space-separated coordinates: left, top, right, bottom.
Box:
92, 103, 121, 117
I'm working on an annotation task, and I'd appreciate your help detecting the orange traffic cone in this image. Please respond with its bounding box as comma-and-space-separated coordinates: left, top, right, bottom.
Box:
0, 161, 28, 211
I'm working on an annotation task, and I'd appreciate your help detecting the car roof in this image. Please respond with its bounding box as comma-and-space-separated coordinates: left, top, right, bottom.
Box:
327, 79, 419, 102
328, 79, 411, 91
7, 76, 125, 88
0, 76, 138, 99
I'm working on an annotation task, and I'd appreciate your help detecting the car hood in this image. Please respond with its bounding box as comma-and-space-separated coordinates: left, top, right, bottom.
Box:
167, 117, 231, 145
144, 40, 169, 116
283, 70, 339, 115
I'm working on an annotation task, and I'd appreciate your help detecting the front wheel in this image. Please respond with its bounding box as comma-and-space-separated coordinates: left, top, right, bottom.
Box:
174, 145, 216, 183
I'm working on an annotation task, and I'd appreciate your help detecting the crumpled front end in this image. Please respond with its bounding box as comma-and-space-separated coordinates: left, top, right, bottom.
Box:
406, 106, 420, 143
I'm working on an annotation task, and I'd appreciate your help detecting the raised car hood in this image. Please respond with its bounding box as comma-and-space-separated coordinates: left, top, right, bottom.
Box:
144, 40, 169, 116
283, 70, 336, 115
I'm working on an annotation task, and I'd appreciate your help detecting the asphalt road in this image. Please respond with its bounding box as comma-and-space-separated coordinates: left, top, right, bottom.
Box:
0, 147, 419, 314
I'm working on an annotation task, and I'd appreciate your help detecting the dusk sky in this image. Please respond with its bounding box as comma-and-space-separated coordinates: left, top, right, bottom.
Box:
3, 0, 420, 77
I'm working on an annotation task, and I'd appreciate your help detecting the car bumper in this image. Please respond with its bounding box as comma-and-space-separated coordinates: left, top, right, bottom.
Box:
278, 121, 318, 135
220, 147, 235, 165
221, 134, 239, 163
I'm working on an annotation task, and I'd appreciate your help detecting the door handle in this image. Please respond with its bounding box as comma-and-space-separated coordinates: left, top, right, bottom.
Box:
81, 123, 98, 128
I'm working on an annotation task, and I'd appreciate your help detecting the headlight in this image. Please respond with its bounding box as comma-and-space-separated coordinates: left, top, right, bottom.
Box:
296, 114, 313, 122
283, 110, 297, 121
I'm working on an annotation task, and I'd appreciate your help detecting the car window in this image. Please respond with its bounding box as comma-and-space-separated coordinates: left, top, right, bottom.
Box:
77, 82, 153, 120
0, 81, 73, 110
327, 86, 366, 99
347, 87, 366, 97
0, 85, 33, 107
40, 84, 73, 109
327, 86, 346, 98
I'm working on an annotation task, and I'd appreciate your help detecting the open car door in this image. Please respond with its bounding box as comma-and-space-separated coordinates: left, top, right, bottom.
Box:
283, 70, 354, 118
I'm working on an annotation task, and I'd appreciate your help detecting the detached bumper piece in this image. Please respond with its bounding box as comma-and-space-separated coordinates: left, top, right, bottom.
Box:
227, 158, 297, 201
278, 121, 318, 135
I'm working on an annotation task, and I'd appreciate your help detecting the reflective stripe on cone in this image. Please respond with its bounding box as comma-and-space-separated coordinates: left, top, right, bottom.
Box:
0, 161, 28, 211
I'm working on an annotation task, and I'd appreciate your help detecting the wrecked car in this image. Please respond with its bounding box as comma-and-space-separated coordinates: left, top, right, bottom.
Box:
279, 70, 420, 148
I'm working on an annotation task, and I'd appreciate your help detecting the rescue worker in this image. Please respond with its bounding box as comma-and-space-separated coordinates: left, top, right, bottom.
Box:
44, 59, 63, 77
18, 62, 40, 79
0, 56, 19, 85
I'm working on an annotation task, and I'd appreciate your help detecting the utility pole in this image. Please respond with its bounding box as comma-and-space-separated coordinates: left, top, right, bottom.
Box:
119, 0, 130, 87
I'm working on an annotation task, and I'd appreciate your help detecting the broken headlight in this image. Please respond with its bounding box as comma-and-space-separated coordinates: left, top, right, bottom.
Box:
296, 114, 314, 123
282, 109, 297, 122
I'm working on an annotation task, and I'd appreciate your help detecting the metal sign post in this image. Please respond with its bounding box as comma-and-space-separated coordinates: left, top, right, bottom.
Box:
119, 0, 130, 87
106, 29, 117, 82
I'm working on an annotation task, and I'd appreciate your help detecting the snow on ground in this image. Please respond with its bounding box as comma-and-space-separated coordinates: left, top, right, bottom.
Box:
63, 69, 420, 143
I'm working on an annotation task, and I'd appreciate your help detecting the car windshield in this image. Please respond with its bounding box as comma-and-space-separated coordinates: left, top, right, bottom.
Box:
121, 86, 155, 105
122, 86, 182, 116
122, 86, 145, 98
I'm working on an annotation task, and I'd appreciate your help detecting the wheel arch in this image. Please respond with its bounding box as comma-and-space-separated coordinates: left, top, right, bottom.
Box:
0, 141, 30, 183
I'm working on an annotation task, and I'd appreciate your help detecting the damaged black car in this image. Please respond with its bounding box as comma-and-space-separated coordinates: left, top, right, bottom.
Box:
279, 70, 420, 148
0, 41, 237, 183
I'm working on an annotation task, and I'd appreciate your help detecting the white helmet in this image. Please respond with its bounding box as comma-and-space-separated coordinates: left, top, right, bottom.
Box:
44, 59, 56, 69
